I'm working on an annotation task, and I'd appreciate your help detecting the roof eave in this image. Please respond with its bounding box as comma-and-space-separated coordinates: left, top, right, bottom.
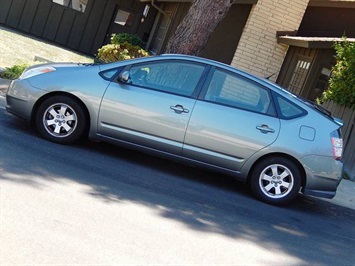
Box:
277, 36, 355, 49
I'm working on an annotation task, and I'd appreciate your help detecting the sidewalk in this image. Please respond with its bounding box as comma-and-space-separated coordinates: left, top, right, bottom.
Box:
325, 178, 355, 210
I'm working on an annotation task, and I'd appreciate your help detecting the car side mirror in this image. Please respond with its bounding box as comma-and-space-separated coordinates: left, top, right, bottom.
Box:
118, 71, 130, 83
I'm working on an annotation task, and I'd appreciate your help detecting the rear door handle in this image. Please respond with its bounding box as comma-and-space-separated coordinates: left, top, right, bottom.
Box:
170, 105, 189, 114
256, 124, 275, 134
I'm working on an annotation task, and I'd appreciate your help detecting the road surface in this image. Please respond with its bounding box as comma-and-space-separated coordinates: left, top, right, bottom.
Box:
1, 93, 354, 265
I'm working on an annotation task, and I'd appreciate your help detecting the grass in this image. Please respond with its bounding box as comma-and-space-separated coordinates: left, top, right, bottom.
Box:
0, 26, 94, 68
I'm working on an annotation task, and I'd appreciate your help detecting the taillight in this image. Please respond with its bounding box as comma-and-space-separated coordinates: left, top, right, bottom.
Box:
331, 130, 343, 160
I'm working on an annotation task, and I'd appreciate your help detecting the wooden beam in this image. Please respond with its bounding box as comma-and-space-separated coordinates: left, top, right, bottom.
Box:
309, 0, 355, 8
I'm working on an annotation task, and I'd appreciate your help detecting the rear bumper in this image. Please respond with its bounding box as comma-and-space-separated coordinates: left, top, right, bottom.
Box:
301, 155, 343, 199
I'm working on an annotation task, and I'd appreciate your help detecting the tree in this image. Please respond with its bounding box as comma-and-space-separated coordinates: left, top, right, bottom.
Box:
320, 39, 355, 109
165, 0, 235, 55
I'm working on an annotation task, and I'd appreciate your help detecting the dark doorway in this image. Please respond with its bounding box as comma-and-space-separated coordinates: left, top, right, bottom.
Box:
277, 47, 334, 102
104, 2, 156, 46
200, 4, 252, 64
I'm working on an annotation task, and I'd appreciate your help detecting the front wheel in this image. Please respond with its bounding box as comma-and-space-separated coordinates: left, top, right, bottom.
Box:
249, 157, 302, 205
35, 96, 87, 144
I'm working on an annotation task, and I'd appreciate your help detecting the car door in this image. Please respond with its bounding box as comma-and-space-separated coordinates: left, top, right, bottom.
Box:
98, 60, 207, 154
183, 68, 280, 171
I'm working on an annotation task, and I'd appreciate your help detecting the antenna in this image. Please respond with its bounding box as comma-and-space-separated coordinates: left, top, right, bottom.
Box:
265, 72, 277, 80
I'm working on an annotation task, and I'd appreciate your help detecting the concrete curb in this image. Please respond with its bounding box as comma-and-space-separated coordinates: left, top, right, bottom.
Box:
0, 77, 11, 93
328, 179, 355, 210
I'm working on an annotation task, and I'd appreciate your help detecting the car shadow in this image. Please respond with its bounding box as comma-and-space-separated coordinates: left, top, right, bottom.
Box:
1, 114, 355, 265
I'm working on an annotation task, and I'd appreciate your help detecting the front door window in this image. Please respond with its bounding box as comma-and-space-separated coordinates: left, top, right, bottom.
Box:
128, 61, 205, 97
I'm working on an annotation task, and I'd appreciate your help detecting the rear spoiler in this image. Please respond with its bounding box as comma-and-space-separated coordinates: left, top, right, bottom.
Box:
333, 117, 344, 127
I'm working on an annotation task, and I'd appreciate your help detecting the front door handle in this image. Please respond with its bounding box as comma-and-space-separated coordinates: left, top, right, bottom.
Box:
170, 105, 189, 114
256, 124, 275, 134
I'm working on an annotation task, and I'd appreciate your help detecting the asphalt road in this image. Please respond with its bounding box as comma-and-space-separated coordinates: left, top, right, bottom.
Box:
1, 93, 355, 265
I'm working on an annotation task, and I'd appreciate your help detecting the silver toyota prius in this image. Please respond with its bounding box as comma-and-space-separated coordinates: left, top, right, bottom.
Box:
6, 54, 344, 205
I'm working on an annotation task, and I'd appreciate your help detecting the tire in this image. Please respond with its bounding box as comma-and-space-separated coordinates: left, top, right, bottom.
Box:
249, 157, 302, 206
35, 95, 87, 144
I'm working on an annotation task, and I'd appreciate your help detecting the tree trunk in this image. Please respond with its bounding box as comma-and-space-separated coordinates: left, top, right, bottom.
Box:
164, 0, 235, 56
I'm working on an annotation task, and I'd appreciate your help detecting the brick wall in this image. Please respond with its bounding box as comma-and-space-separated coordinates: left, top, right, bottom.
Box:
231, 0, 309, 81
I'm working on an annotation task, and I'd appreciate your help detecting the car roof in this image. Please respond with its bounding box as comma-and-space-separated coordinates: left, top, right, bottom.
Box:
100, 54, 301, 102
102, 54, 265, 82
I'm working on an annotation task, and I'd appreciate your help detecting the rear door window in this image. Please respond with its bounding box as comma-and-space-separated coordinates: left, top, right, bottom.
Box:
203, 68, 276, 116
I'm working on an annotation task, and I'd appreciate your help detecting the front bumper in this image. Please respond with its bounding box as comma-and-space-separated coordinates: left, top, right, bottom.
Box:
5, 79, 44, 122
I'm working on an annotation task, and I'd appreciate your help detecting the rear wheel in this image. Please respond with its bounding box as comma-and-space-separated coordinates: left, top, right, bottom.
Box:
250, 157, 302, 205
35, 96, 87, 144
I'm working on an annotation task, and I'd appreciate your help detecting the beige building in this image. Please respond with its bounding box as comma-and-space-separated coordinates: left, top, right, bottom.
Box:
232, 0, 309, 81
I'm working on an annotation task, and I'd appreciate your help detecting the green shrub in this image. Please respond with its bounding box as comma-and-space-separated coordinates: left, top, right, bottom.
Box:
111, 33, 144, 48
319, 38, 355, 109
96, 33, 149, 63
96, 42, 149, 63
0, 64, 29, 80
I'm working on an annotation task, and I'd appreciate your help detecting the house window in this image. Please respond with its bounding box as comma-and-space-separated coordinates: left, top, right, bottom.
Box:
114, 9, 135, 27
52, 0, 88, 13
288, 58, 311, 95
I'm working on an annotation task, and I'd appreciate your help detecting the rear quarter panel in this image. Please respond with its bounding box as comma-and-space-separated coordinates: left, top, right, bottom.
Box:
239, 105, 341, 180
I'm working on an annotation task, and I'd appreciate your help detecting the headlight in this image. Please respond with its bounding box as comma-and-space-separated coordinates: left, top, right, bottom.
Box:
19, 66, 56, 80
